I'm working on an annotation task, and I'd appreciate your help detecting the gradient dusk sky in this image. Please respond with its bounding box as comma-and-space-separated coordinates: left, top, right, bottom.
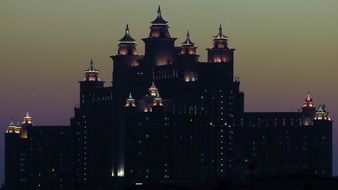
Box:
1, 0, 338, 184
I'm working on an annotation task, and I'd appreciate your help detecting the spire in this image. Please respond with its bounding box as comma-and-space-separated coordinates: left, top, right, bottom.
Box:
179, 30, 197, 56
219, 24, 223, 35
126, 24, 129, 34
148, 82, 158, 97
214, 24, 227, 39
119, 24, 135, 42
90, 58, 94, 70
315, 104, 331, 121
151, 5, 168, 24
84, 59, 100, 81
210, 25, 229, 51
22, 112, 33, 125
306, 91, 311, 101
157, 6, 161, 16
182, 30, 194, 46
6, 120, 21, 134
128, 92, 133, 99
125, 92, 136, 107
9, 121, 15, 127
303, 91, 314, 107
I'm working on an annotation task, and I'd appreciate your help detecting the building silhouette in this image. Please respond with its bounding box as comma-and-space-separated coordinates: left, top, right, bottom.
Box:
4, 7, 333, 190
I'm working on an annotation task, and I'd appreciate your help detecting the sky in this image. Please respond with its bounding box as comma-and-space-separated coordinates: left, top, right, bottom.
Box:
0, 0, 338, 184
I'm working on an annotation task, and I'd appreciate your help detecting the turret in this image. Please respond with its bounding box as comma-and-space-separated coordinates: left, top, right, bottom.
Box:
124, 92, 136, 108
111, 24, 142, 84
301, 92, 316, 126
79, 59, 104, 106
83, 59, 101, 82
177, 31, 200, 82
213, 25, 228, 49
207, 25, 234, 63
178, 31, 199, 62
142, 6, 177, 67
314, 105, 331, 121
148, 82, 158, 97
313, 104, 333, 128
138, 82, 164, 112
22, 112, 33, 125
117, 24, 138, 57
20, 112, 33, 139
149, 6, 170, 38
5, 121, 21, 134
205, 25, 235, 84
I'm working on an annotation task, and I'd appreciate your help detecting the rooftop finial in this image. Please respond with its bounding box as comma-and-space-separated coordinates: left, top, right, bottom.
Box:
90, 58, 94, 70
157, 5, 161, 17
214, 24, 227, 39
151, 5, 168, 24
149, 82, 158, 97
9, 120, 14, 126
182, 30, 194, 45
84, 58, 100, 81
219, 24, 223, 35
125, 23, 129, 35
119, 24, 135, 42
303, 91, 314, 107
22, 111, 33, 125
128, 92, 133, 99
125, 92, 136, 108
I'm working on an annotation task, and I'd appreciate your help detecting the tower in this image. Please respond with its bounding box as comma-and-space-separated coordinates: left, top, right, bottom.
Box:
5, 121, 21, 134
301, 92, 316, 126
142, 6, 177, 67
79, 59, 104, 106
206, 25, 235, 83
207, 25, 234, 63
314, 104, 332, 121
178, 31, 200, 82
20, 112, 33, 139
178, 31, 199, 62
313, 104, 333, 175
5, 121, 25, 190
111, 24, 142, 85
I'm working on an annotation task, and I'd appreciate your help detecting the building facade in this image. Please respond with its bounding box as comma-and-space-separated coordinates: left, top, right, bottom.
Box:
5, 113, 74, 190
5, 7, 333, 189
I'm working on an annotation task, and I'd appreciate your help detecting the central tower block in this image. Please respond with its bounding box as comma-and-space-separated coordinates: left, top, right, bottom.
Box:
142, 6, 177, 67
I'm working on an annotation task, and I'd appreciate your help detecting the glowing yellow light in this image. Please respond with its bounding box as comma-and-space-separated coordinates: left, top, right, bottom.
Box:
152, 101, 163, 107
125, 93, 136, 108
119, 49, 127, 55
117, 169, 124, 177
214, 58, 221, 63
20, 130, 28, 139
148, 82, 158, 97
22, 112, 33, 125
